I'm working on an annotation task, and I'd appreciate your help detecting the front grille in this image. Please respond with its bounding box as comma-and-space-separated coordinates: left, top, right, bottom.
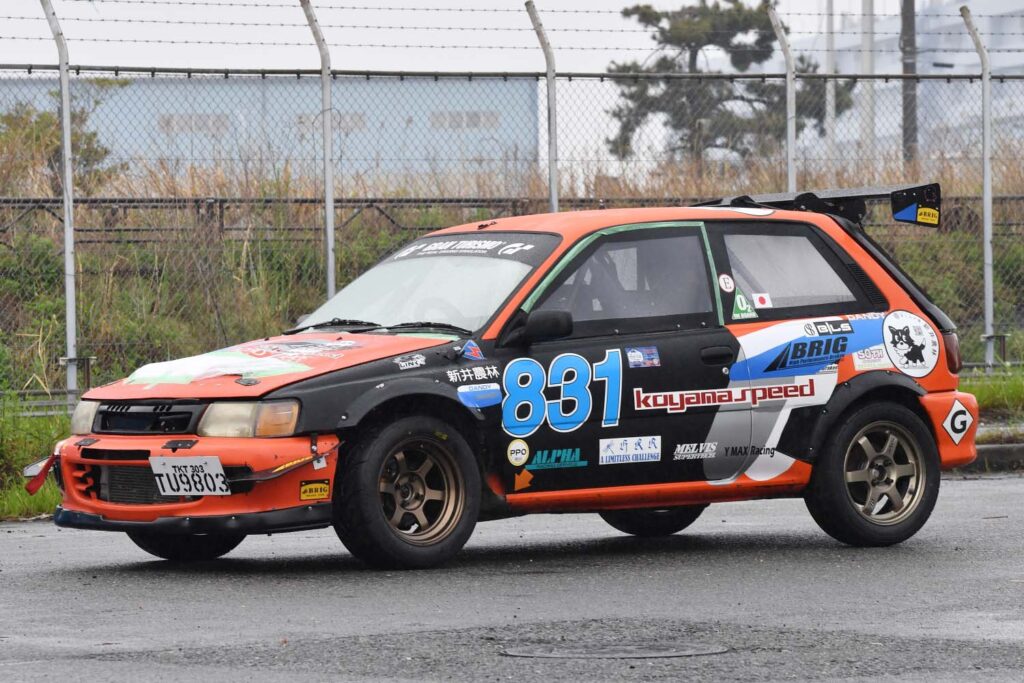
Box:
99, 465, 186, 504
95, 402, 205, 435
81, 448, 150, 461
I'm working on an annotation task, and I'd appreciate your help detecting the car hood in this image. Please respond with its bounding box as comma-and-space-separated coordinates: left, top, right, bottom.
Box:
83, 332, 450, 400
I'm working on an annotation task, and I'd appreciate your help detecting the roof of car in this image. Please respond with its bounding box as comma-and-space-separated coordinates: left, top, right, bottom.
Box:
430, 206, 830, 242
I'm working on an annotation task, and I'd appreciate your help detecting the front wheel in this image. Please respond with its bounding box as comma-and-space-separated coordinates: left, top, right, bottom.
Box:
126, 532, 245, 561
599, 505, 707, 537
333, 415, 480, 569
805, 402, 939, 547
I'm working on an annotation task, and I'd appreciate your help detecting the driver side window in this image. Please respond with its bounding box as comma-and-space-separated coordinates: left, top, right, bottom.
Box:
535, 230, 714, 336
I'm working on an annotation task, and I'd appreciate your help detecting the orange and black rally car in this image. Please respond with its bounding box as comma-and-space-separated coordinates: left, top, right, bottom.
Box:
25, 183, 977, 568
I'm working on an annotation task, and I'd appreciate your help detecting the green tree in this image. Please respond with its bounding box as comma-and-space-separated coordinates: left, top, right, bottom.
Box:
0, 79, 125, 197
607, 0, 855, 160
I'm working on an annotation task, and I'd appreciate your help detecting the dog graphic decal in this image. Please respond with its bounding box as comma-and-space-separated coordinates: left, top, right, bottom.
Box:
888, 325, 926, 366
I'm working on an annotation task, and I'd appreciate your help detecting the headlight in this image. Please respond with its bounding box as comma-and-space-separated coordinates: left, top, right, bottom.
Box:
197, 400, 300, 438
70, 400, 99, 435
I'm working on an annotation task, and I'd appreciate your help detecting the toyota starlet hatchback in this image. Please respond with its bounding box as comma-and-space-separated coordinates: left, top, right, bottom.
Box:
25, 184, 977, 568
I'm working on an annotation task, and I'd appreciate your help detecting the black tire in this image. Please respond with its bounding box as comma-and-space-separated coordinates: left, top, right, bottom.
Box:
126, 532, 245, 562
805, 402, 939, 547
599, 505, 707, 537
333, 415, 480, 569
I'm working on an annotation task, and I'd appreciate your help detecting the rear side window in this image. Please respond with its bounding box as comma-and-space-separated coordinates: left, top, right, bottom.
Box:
708, 221, 874, 322
724, 233, 856, 308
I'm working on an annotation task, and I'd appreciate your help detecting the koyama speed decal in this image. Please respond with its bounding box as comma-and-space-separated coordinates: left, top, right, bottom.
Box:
501, 350, 622, 437
883, 310, 940, 377
634, 378, 816, 414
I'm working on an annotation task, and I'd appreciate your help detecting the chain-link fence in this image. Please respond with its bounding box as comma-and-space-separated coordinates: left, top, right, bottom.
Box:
1, 65, 1021, 403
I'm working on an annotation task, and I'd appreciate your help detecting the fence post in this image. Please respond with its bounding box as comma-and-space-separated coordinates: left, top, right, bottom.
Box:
300, 0, 336, 298
768, 6, 796, 193
960, 6, 995, 369
525, 1, 558, 213
39, 0, 77, 408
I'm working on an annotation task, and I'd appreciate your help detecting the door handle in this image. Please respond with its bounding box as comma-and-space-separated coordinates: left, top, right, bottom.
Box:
700, 345, 735, 365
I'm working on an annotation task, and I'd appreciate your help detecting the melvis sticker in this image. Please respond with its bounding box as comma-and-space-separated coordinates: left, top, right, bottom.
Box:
599, 436, 662, 465
673, 442, 717, 460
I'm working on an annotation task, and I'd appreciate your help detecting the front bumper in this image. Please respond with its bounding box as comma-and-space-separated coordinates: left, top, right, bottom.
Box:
55, 433, 340, 525
54, 503, 333, 535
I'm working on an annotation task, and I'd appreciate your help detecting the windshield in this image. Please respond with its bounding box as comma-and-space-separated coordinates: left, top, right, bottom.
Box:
302, 232, 559, 332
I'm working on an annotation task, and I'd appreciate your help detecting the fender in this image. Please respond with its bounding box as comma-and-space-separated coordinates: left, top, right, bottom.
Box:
331, 377, 486, 430
776, 370, 925, 463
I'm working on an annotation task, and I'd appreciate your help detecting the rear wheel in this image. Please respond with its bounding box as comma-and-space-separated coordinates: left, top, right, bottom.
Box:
599, 505, 707, 537
805, 402, 939, 546
126, 532, 245, 562
333, 415, 480, 569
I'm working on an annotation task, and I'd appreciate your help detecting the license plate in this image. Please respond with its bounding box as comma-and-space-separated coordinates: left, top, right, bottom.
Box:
150, 456, 231, 497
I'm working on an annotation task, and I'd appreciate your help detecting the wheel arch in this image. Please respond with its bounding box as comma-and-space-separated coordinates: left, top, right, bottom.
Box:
777, 371, 931, 462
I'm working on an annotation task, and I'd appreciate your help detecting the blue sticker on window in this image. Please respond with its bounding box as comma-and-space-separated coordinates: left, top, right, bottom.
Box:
462, 340, 485, 361
625, 346, 660, 368
457, 382, 502, 408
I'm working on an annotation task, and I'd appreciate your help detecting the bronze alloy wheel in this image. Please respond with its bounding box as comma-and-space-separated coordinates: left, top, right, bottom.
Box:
842, 421, 924, 526
377, 437, 466, 546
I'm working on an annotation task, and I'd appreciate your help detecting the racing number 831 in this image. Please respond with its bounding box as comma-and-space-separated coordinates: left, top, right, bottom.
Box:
501, 350, 622, 437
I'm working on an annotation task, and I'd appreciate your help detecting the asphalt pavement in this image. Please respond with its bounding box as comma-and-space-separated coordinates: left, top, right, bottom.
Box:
1, 475, 1022, 681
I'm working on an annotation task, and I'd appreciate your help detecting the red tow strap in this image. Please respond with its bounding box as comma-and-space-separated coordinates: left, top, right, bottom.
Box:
24, 454, 57, 495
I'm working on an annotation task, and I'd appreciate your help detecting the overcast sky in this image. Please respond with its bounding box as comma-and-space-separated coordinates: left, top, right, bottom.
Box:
2, 0, 935, 73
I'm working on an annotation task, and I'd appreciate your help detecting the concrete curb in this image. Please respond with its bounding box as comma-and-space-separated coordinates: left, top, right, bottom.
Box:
955, 443, 1024, 473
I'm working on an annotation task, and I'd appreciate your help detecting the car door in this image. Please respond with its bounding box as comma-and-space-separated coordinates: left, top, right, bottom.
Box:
492, 222, 752, 495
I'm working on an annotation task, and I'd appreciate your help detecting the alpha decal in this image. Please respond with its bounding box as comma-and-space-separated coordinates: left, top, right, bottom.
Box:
502, 350, 622, 437
634, 378, 816, 414
526, 448, 587, 470
883, 310, 939, 377
599, 436, 661, 465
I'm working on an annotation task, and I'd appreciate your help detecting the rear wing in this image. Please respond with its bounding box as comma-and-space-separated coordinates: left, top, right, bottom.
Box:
695, 183, 941, 228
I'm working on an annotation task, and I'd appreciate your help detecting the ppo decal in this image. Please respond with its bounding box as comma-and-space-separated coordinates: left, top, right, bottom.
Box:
883, 310, 939, 377
501, 350, 622, 437
506, 439, 530, 467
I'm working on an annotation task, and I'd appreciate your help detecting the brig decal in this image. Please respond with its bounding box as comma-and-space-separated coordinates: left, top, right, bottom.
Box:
501, 350, 622, 437
299, 480, 330, 501
634, 378, 816, 414
734, 317, 884, 380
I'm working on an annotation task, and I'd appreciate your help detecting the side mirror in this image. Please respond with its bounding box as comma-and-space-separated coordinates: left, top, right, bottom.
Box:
521, 309, 573, 344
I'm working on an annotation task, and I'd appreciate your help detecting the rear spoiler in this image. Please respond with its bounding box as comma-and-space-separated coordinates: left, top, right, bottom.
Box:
694, 183, 941, 228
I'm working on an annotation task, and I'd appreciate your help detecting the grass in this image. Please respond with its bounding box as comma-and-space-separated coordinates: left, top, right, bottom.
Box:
960, 370, 1024, 423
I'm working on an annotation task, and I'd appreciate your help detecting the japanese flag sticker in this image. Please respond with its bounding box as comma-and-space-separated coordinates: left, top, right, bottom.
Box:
752, 292, 773, 308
